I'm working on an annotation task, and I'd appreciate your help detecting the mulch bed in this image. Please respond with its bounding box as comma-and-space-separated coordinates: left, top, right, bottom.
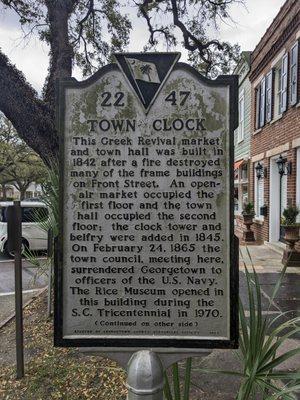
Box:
0, 293, 127, 400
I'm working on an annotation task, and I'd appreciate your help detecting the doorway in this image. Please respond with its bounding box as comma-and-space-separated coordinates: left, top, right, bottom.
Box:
269, 155, 287, 242
297, 148, 300, 221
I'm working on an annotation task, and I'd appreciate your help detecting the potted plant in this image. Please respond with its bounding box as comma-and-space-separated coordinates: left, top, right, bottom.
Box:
242, 202, 255, 224
241, 202, 255, 242
281, 205, 300, 246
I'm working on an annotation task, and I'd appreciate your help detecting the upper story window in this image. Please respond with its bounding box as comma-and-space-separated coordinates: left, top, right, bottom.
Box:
238, 90, 245, 143
254, 41, 299, 130
280, 54, 288, 113
259, 77, 266, 127
290, 42, 299, 106
265, 71, 273, 122
241, 163, 248, 181
274, 63, 282, 118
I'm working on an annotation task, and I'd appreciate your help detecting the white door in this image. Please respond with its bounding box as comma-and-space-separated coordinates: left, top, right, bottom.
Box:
269, 155, 288, 242
297, 148, 300, 222
269, 157, 280, 242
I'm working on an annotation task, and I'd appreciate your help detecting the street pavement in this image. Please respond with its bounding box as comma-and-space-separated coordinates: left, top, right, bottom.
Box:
0, 253, 48, 323
239, 245, 300, 337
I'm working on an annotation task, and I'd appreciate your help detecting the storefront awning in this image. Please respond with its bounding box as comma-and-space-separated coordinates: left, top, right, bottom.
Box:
234, 160, 244, 170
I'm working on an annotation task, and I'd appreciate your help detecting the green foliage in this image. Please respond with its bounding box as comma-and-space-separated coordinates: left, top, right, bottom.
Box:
24, 159, 59, 273
242, 202, 255, 215
164, 358, 192, 400
236, 260, 300, 399
0, 114, 47, 199
282, 206, 299, 226
40, 160, 59, 237
165, 249, 300, 400
189, 42, 241, 78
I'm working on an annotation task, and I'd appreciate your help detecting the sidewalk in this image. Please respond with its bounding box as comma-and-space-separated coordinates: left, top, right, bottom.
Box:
187, 244, 300, 399
239, 243, 296, 271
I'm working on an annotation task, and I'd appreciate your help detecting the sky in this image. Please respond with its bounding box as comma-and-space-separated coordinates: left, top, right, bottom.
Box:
0, 0, 286, 93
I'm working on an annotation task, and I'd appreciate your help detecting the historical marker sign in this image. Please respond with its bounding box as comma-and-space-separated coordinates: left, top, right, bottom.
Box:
55, 53, 239, 350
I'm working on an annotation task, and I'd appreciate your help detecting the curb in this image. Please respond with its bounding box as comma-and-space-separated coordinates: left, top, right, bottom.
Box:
0, 286, 48, 330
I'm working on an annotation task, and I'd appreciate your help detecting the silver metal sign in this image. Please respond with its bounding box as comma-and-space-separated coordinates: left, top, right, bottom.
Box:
55, 53, 238, 351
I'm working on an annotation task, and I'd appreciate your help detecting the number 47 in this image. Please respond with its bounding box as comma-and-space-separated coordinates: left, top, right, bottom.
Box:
165, 90, 190, 106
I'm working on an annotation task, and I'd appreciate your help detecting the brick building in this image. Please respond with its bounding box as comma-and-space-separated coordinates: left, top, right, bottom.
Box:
249, 0, 300, 245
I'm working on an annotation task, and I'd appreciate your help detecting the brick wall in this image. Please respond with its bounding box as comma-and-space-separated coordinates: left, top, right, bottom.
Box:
249, 0, 300, 243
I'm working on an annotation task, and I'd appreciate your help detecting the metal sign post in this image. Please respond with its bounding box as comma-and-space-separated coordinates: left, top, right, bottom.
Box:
126, 351, 164, 400
47, 229, 54, 317
7, 201, 24, 379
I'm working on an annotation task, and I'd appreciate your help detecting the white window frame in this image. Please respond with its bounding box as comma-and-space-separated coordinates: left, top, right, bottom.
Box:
238, 90, 245, 143
266, 70, 273, 122
273, 61, 282, 119
255, 85, 261, 130
280, 53, 288, 113
259, 77, 266, 127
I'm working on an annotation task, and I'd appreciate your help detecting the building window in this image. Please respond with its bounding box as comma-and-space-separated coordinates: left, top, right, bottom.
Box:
238, 90, 245, 142
274, 64, 282, 118
25, 191, 33, 198
266, 71, 273, 122
259, 77, 266, 127
290, 42, 299, 106
255, 76, 268, 129
280, 54, 288, 113
255, 85, 261, 130
254, 162, 264, 220
241, 163, 248, 181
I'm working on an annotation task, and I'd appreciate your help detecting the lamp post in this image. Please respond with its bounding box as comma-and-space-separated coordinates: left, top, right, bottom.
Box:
255, 162, 263, 180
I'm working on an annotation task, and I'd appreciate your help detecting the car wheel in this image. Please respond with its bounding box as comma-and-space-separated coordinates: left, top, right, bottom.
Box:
4, 240, 29, 259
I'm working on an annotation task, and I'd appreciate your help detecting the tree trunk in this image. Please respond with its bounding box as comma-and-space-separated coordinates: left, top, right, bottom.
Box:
1, 184, 7, 201
0, 1, 74, 162
0, 51, 58, 162
19, 188, 27, 201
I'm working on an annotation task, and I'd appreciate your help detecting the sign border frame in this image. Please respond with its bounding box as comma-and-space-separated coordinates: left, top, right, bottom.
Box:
54, 61, 239, 350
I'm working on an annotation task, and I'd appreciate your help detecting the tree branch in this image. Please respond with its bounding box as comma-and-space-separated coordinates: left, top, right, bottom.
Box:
139, 0, 224, 68
43, 0, 75, 109
0, 50, 57, 161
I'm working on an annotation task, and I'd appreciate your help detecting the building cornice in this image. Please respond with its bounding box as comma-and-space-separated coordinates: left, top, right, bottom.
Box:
249, 11, 299, 82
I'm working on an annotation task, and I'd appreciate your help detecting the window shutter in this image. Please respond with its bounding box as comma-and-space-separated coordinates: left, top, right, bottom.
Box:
290, 42, 298, 106
280, 54, 288, 113
255, 86, 261, 130
266, 71, 273, 122
260, 77, 266, 127
238, 94, 245, 142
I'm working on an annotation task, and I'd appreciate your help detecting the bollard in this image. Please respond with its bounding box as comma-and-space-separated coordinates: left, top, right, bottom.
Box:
126, 351, 164, 400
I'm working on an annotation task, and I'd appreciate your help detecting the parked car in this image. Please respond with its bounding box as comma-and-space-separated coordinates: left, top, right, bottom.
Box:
0, 201, 48, 257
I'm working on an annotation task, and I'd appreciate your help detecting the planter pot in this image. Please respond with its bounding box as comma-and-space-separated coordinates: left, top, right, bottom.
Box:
242, 213, 255, 242
281, 224, 300, 251
283, 225, 300, 242
242, 213, 255, 225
